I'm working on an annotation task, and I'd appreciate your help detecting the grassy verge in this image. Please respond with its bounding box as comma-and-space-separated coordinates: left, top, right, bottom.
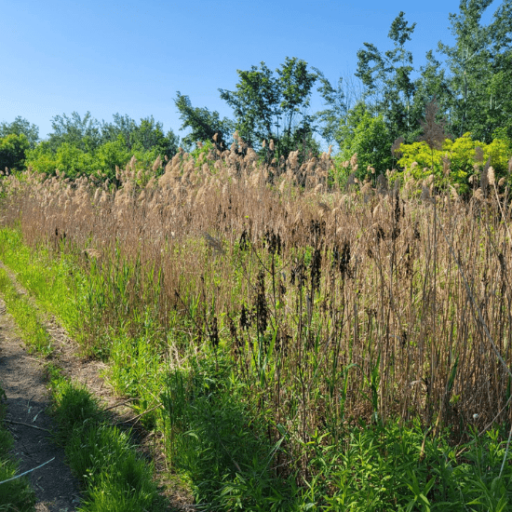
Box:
0, 256, 166, 512
0, 228, 302, 509
2, 227, 512, 510
0, 384, 36, 511
0, 229, 83, 348
46, 365, 166, 512
0, 266, 53, 356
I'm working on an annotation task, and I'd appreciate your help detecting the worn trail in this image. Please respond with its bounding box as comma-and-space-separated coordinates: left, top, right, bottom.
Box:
0, 298, 80, 512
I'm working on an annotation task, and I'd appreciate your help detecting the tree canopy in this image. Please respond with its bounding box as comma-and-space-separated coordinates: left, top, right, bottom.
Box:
218, 57, 317, 158
0, 117, 39, 148
174, 92, 234, 150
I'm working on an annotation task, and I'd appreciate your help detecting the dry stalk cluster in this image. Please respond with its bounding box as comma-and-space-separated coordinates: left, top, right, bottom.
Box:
2, 149, 512, 461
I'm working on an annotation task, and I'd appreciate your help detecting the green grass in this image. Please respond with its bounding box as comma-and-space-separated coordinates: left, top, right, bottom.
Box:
0, 385, 36, 512
0, 254, 167, 512
161, 354, 300, 511
0, 229, 84, 345
0, 267, 53, 356
48, 367, 166, 512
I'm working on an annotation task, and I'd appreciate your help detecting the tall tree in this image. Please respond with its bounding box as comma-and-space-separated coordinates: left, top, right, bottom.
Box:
174, 92, 234, 150
100, 113, 135, 146
313, 69, 349, 144
337, 102, 392, 177
48, 112, 102, 152
0, 133, 30, 171
356, 11, 417, 141
219, 57, 317, 157
487, 49, 512, 139
101, 114, 179, 156
410, 51, 452, 140
0, 117, 39, 148
438, 0, 512, 141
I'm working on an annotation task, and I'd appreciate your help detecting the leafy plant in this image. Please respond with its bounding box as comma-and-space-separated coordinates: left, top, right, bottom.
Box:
0, 133, 30, 171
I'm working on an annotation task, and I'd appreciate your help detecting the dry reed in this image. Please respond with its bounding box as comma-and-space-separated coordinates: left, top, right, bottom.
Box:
1, 147, 512, 467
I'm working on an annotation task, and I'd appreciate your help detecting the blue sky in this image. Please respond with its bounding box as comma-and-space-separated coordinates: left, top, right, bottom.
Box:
0, 0, 490, 141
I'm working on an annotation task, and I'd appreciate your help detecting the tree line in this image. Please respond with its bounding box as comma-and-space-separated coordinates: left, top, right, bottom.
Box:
1, 0, 511, 180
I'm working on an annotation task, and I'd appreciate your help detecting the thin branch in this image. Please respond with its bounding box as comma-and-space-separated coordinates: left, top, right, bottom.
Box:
103, 397, 137, 412
3, 419, 52, 433
0, 457, 55, 486
121, 404, 162, 425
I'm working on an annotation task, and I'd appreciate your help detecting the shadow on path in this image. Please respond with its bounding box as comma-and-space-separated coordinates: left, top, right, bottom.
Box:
0, 300, 81, 512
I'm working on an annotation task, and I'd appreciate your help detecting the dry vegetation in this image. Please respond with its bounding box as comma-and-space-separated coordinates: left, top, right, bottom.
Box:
2, 141, 512, 485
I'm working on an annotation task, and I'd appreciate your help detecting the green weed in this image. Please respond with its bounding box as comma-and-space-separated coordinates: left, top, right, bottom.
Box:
161, 353, 299, 511
0, 267, 53, 355
50, 377, 165, 512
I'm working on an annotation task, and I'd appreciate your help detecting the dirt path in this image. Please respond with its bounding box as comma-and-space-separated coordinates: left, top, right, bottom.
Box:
0, 298, 81, 512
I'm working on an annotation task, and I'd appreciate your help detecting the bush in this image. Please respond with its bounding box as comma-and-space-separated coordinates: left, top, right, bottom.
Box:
336, 108, 392, 181
25, 137, 164, 179
397, 132, 512, 192
0, 133, 30, 171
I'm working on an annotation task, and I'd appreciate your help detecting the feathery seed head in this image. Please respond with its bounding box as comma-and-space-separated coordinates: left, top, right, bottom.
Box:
488, 166, 495, 186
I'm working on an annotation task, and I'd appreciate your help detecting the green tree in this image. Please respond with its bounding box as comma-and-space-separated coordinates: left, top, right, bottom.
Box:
409, 51, 453, 142
26, 136, 165, 179
487, 50, 512, 139
174, 92, 234, 150
438, 0, 512, 141
94, 136, 132, 176
0, 133, 30, 171
29, 112, 180, 179
101, 114, 179, 156
312, 69, 349, 144
219, 57, 318, 157
0, 117, 39, 148
356, 11, 417, 141
132, 117, 175, 154
48, 112, 102, 152
100, 113, 134, 146
337, 105, 392, 178
26, 141, 95, 178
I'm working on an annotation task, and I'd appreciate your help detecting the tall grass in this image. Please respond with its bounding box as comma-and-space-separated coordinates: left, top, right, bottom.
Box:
1, 145, 512, 509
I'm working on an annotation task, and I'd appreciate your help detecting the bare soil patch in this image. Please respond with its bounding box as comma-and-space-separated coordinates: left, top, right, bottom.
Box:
0, 298, 80, 512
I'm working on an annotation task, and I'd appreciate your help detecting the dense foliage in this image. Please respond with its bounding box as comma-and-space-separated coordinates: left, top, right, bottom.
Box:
397, 133, 512, 193
0, 113, 179, 179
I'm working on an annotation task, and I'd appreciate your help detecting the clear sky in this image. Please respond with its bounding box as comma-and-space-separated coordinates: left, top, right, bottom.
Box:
0, 0, 493, 140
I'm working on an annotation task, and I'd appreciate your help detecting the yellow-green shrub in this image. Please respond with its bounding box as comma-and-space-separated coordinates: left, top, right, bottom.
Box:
397, 133, 511, 192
